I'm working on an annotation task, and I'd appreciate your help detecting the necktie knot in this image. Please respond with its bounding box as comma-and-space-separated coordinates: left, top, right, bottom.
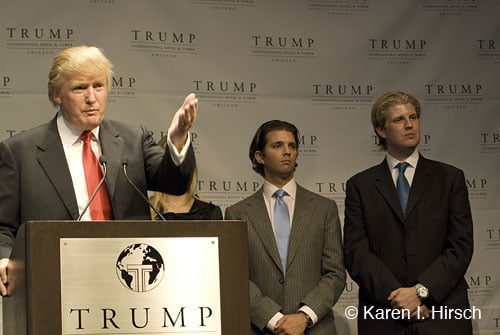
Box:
396, 161, 410, 174
80, 130, 92, 143
273, 189, 288, 200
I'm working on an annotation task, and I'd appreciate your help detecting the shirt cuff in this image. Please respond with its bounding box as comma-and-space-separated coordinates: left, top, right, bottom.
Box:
166, 132, 191, 166
267, 312, 284, 333
298, 305, 318, 326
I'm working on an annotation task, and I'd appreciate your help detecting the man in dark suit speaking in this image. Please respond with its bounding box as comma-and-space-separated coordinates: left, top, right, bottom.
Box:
343, 91, 474, 334
225, 120, 346, 335
0, 45, 198, 296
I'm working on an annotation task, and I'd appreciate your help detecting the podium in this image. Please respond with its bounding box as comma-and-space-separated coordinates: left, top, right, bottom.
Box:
3, 220, 250, 335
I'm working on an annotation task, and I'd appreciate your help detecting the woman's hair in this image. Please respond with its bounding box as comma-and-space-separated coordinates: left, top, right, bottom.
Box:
149, 136, 201, 215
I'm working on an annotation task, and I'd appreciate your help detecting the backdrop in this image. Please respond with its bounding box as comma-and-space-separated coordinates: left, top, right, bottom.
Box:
1, 0, 499, 334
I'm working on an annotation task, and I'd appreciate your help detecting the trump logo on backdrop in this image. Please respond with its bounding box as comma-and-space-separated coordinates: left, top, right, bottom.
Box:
116, 243, 165, 292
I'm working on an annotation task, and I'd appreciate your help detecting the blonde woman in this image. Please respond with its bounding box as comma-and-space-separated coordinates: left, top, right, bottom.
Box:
149, 136, 222, 220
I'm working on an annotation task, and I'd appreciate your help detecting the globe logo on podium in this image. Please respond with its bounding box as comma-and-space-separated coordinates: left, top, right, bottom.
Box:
116, 243, 165, 292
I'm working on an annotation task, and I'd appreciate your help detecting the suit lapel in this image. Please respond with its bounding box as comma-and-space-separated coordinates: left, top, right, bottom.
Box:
407, 155, 432, 217
98, 120, 123, 201
374, 160, 405, 222
36, 117, 79, 219
245, 191, 283, 272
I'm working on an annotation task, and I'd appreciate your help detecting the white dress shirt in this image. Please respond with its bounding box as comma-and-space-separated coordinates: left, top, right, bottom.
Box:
262, 179, 296, 232
56, 112, 190, 221
386, 150, 420, 187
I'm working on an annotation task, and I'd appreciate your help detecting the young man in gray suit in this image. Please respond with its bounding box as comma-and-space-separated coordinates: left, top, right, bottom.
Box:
0, 45, 198, 296
225, 120, 346, 335
343, 91, 474, 334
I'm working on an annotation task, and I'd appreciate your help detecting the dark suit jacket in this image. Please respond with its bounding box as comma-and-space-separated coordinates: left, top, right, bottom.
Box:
0, 117, 195, 258
343, 155, 473, 335
225, 184, 346, 335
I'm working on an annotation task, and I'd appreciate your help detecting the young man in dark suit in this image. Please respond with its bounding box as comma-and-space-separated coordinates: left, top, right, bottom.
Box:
0, 45, 198, 296
343, 91, 474, 334
225, 120, 346, 335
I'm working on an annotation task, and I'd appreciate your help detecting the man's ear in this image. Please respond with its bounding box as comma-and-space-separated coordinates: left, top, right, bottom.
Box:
375, 126, 387, 139
254, 150, 264, 164
52, 91, 62, 106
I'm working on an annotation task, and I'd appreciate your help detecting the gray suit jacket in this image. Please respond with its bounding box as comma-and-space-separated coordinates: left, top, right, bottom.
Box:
0, 116, 195, 258
225, 184, 346, 335
343, 155, 473, 335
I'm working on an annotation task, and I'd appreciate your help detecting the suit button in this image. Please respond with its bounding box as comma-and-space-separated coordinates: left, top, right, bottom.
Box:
279, 278, 285, 284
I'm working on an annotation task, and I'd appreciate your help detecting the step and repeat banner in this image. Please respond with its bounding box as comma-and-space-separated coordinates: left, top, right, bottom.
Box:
1, 0, 499, 334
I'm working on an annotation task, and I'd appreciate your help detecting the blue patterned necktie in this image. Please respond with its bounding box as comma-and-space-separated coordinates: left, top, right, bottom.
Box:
396, 162, 410, 217
273, 189, 291, 273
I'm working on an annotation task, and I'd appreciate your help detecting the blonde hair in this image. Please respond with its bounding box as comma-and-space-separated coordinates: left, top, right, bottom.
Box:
149, 136, 203, 217
48, 45, 113, 106
371, 91, 421, 150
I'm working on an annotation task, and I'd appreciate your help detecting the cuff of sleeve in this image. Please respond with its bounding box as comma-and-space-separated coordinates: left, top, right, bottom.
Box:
298, 306, 317, 327
167, 132, 191, 166
267, 312, 284, 333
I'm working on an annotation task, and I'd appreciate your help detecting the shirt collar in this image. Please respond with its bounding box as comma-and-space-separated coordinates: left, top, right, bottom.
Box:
263, 178, 297, 200
386, 150, 420, 170
56, 111, 100, 146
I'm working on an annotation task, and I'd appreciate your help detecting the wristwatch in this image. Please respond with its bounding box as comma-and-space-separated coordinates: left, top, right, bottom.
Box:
300, 311, 313, 328
415, 283, 429, 300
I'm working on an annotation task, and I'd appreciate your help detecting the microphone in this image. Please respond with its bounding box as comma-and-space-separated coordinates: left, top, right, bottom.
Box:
78, 155, 108, 221
121, 157, 167, 221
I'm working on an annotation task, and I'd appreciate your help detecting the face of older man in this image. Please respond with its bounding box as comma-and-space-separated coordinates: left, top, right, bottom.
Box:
52, 73, 108, 131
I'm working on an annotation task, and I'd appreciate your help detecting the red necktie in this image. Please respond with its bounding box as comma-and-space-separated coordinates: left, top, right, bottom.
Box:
80, 131, 114, 220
